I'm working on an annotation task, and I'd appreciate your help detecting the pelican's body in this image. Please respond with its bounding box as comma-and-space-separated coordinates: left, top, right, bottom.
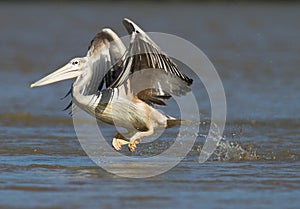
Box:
31, 18, 193, 152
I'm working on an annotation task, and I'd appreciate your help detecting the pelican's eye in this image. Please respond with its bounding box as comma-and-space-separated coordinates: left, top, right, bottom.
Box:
72, 60, 79, 65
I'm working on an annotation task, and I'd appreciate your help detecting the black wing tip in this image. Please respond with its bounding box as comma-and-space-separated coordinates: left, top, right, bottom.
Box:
186, 77, 193, 85
123, 18, 135, 34
63, 100, 72, 111
60, 87, 72, 100
123, 18, 143, 35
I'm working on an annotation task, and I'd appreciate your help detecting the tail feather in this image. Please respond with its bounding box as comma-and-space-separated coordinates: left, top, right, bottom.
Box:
166, 119, 191, 128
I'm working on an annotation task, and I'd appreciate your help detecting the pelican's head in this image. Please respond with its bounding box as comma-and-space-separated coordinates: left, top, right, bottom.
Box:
30, 57, 87, 88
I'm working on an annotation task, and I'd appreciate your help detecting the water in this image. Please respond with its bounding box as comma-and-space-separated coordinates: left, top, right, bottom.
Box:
1, 2, 300, 209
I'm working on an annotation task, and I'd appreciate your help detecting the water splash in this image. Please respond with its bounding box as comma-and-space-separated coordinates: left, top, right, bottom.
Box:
210, 138, 259, 161
197, 122, 259, 161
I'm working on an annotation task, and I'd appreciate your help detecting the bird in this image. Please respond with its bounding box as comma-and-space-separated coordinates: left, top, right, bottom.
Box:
30, 18, 193, 152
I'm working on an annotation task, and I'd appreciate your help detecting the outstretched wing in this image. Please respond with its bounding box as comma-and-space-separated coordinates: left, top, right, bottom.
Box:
83, 28, 126, 96
110, 18, 193, 106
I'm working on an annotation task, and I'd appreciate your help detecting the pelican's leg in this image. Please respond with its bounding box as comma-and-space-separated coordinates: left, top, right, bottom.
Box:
112, 131, 133, 151
128, 127, 154, 152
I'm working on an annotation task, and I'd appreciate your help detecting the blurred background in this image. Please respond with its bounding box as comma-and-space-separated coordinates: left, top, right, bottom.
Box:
0, 1, 299, 209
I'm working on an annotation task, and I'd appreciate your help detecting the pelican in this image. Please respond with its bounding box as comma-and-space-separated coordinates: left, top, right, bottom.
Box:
30, 18, 193, 152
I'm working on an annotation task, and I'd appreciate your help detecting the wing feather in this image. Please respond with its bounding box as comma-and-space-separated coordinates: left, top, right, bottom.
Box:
110, 18, 193, 106
81, 28, 126, 96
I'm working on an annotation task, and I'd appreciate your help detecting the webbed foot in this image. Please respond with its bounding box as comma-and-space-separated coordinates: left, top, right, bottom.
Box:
112, 138, 129, 151
128, 138, 141, 152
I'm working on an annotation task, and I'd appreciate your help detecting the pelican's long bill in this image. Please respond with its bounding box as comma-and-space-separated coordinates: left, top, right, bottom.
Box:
30, 63, 81, 88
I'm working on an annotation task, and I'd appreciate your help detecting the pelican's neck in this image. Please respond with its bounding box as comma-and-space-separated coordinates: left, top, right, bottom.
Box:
72, 83, 99, 116
72, 58, 99, 112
